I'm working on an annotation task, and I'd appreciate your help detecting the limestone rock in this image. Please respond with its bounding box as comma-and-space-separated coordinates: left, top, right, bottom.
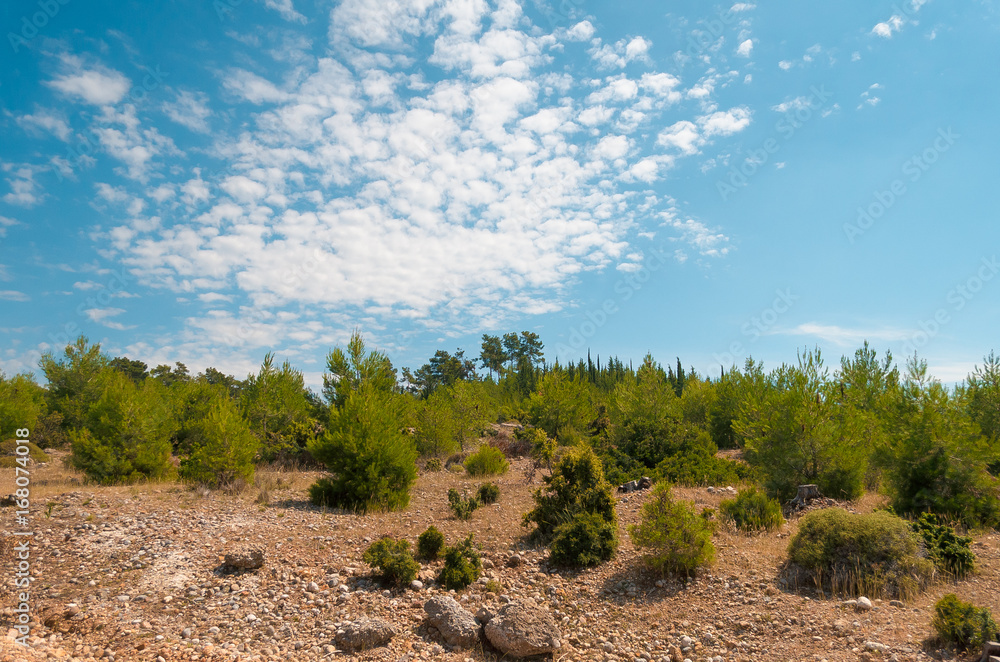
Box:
223, 545, 265, 570
484, 598, 561, 657
424, 596, 480, 648
334, 619, 396, 651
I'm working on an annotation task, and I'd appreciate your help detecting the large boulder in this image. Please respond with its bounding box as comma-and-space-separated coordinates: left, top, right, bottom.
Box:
335, 619, 396, 650
424, 596, 480, 648
223, 545, 265, 570
484, 599, 561, 657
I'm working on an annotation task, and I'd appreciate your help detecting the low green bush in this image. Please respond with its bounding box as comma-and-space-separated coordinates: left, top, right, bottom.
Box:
720, 487, 785, 533
912, 513, 975, 578
549, 511, 619, 567
932, 593, 999, 652
477, 482, 500, 505
417, 526, 445, 561
362, 537, 420, 586
654, 449, 756, 487
0, 440, 49, 468
438, 534, 481, 590
448, 488, 480, 520
464, 445, 509, 476
424, 458, 443, 472
786, 508, 934, 599
629, 483, 715, 576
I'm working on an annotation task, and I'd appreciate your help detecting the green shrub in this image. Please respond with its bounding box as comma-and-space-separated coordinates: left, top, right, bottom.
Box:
525, 427, 556, 470
654, 449, 756, 487
477, 482, 500, 505
720, 487, 785, 533
523, 446, 616, 539
0, 440, 49, 468
417, 526, 445, 560
629, 483, 715, 576
424, 458, 443, 472
464, 445, 509, 476
932, 594, 999, 652
549, 511, 619, 567
912, 513, 976, 578
448, 488, 480, 520
179, 399, 259, 488
786, 508, 935, 599
438, 534, 481, 590
362, 537, 420, 586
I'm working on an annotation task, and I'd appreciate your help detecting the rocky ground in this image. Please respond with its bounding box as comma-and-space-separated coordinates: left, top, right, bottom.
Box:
1, 451, 998, 662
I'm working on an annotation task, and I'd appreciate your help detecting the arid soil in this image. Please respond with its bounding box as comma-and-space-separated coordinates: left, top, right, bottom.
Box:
1, 450, 998, 662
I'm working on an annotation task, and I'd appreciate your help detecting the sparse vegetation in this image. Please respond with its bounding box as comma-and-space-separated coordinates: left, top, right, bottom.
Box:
464, 445, 509, 476
447, 488, 480, 520
720, 487, 785, 533
476, 482, 500, 504
417, 526, 445, 560
932, 593, 999, 652
549, 511, 619, 567
0, 439, 49, 468
629, 483, 715, 576
911, 512, 976, 578
786, 508, 935, 599
362, 537, 420, 587
523, 445, 616, 540
438, 534, 482, 590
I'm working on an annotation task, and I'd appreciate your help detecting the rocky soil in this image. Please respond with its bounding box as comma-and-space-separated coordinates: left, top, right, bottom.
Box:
1, 453, 998, 662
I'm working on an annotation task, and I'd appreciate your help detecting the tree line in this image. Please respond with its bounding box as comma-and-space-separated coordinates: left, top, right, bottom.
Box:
2, 334, 999, 527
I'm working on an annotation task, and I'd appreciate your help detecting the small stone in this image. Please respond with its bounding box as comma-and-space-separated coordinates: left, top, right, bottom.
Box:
410, 580, 424, 590
306, 582, 320, 593
856, 597, 873, 612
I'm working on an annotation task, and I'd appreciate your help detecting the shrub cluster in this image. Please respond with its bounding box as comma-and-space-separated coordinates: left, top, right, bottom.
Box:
932, 593, 999, 652
448, 488, 480, 520
417, 526, 445, 560
523, 446, 619, 567
438, 534, 482, 590
0, 440, 49, 469
720, 487, 785, 533
464, 445, 510, 476
629, 483, 715, 576
786, 508, 935, 599
362, 537, 420, 586
477, 482, 500, 505
655, 449, 756, 487
912, 513, 975, 578
424, 458, 443, 472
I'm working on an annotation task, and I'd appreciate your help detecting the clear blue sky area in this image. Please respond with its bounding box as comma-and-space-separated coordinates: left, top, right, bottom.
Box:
1, 0, 998, 388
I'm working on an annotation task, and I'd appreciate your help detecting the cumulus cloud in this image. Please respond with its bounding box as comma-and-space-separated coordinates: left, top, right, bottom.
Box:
45, 54, 131, 105
163, 90, 212, 133
16, 108, 71, 141
736, 39, 753, 57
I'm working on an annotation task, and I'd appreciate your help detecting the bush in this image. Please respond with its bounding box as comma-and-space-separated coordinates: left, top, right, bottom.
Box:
720, 487, 785, 533
438, 534, 481, 590
629, 483, 715, 577
464, 445, 509, 476
912, 513, 976, 578
0, 440, 49, 468
307, 386, 417, 513
523, 446, 616, 539
179, 400, 259, 488
477, 482, 500, 505
655, 449, 756, 487
786, 508, 934, 599
424, 458, 443, 472
448, 488, 480, 520
932, 594, 999, 652
417, 526, 445, 560
549, 511, 619, 567
362, 537, 420, 587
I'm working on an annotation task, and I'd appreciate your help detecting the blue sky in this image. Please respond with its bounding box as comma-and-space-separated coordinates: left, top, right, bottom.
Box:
1, 0, 998, 389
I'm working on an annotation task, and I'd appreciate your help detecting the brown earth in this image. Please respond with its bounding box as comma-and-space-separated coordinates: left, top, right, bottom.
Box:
0, 450, 997, 662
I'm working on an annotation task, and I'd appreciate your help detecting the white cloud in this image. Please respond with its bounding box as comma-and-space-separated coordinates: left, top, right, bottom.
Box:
872, 15, 905, 38
657, 120, 702, 155
83, 307, 136, 330
45, 54, 131, 105
223, 69, 290, 104
736, 39, 753, 57
264, 0, 307, 23
730, 3, 755, 11
660, 212, 731, 257
565, 20, 595, 42
0, 216, 18, 238
163, 90, 212, 133
698, 107, 752, 137
2, 166, 42, 207
0, 291, 29, 302
589, 36, 653, 69
779, 322, 909, 346
16, 109, 71, 141
778, 60, 793, 70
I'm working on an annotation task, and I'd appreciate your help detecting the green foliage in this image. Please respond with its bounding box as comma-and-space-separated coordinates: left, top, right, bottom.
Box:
526, 372, 595, 444
880, 357, 1000, 528
911, 513, 975, 578
525, 427, 556, 470
464, 445, 509, 476
932, 594, 999, 652
179, 398, 259, 488
448, 488, 480, 520
0, 372, 46, 442
719, 487, 784, 532
0, 440, 49, 468
608, 358, 683, 468
549, 511, 619, 567
413, 388, 458, 457
68, 370, 176, 484
402, 349, 477, 398
629, 483, 715, 576
322, 332, 397, 410
39, 336, 110, 433
438, 534, 482, 590
523, 445, 616, 539
308, 343, 417, 512
362, 537, 420, 587
966, 351, 1000, 444
786, 508, 935, 599
417, 526, 445, 560
654, 443, 755, 487
477, 482, 500, 505
448, 380, 497, 450
424, 458, 443, 472
241, 353, 314, 462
